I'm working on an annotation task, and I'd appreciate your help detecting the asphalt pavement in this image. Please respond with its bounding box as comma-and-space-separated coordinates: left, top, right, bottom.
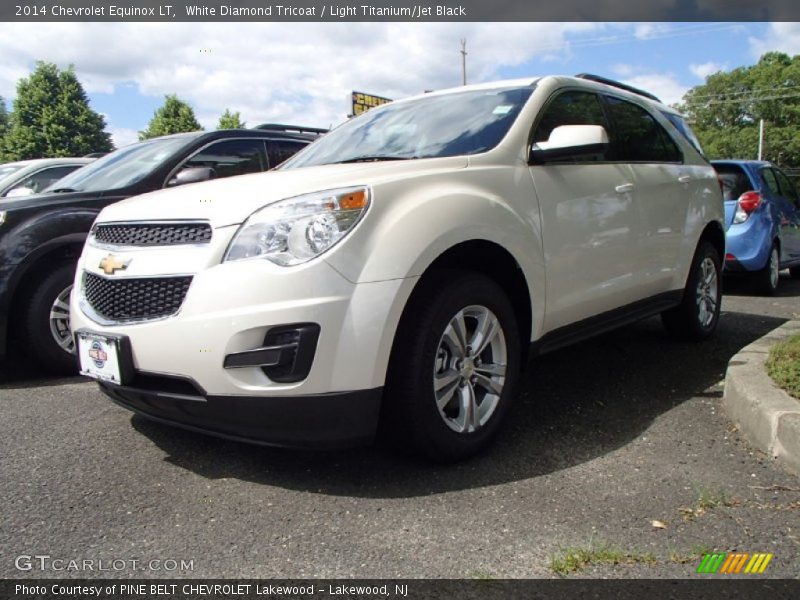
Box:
1, 274, 799, 579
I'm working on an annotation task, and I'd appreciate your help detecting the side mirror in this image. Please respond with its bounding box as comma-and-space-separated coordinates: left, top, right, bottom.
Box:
4, 186, 35, 198
530, 125, 609, 164
167, 166, 216, 187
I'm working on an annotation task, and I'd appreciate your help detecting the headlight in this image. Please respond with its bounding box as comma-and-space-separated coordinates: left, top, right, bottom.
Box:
224, 186, 370, 266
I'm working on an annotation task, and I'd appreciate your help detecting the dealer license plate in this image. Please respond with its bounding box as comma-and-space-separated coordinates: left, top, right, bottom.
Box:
77, 332, 124, 384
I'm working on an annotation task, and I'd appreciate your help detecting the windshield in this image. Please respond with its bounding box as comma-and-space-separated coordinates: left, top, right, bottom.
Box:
43, 136, 192, 193
0, 164, 25, 183
283, 86, 534, 168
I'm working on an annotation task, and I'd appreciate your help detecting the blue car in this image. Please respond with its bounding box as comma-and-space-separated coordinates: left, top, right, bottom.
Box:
713, 160, 800, 294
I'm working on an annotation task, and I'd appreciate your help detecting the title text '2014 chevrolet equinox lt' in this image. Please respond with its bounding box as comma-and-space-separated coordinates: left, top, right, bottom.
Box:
70, 75, 724, 461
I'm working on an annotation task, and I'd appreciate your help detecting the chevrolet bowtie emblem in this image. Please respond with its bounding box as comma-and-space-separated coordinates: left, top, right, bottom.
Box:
99, 254, 131, 275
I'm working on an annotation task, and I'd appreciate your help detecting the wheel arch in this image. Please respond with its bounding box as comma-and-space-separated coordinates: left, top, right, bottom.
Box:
7, 235, 85, 333
386, 240, 534, 373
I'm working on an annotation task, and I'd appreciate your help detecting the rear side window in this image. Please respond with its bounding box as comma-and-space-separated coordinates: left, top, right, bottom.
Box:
761, 168, 781, 196
532, 91, 609, 161
714, 164, 753, 200
773, 169, 799, 205
603, 96, 681, 163
661, 112, 704, 156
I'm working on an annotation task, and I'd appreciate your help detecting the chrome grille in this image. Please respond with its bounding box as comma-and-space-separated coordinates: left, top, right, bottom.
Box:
83, 272, 192, 321
93, 222, 212, 246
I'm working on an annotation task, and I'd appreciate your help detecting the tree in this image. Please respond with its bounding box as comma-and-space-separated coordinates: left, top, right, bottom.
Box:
217, 109, 245, 129
679, 52, 800, 168
1, 62, 112, 160
139, 95, 203, 140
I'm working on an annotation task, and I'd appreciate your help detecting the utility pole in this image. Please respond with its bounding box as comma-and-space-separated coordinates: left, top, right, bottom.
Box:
460, 39, 467, 86
758, 119, 764, 160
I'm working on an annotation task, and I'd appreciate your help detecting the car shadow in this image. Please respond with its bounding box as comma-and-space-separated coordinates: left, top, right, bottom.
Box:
723, 271, 800, 297
0, 357, 85, 389
130, 310, 786, 498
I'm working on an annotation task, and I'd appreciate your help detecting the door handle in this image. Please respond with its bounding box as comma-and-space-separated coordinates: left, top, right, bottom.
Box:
615, 183, 635, 194
678, 175, 691, 184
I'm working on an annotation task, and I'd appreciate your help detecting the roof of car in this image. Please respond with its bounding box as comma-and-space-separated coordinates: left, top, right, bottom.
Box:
397, 74, 675, 113
0, 157, 94, 168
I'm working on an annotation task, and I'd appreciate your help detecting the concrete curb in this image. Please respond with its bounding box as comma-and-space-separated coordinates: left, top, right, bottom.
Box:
723, 320, 800, 475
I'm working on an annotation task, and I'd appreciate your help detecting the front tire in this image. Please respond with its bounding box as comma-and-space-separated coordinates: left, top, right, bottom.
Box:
753, 242, 780, 296
661, 241, 722, 342
22, 262, 79, 375
382, 271, 521, 462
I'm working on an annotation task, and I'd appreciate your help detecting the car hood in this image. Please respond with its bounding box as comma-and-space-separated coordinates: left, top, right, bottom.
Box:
96, 157, 468, 228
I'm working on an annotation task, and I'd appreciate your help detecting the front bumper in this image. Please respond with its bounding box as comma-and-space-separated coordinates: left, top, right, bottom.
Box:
100, 380, 383, 449
71, 236, 418, 447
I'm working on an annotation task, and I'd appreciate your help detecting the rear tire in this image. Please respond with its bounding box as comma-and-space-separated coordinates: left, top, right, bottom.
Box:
381, 270, 521, 462
662, 241, 722, 342
22, 262, 79, 375
753, 243, 780, 296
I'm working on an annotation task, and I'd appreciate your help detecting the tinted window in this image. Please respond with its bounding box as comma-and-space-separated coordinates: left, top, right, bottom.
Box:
661, 111, 704, 155
4, 165, 81, 196
713, 164, 753, 201
532, 91, 608, 161
46, 135, 192, 193
761, 169, 781, 196
283, 86, 533, 168
180, 139, 266, 179
268, 140, 307, 168
604, 96, 681, 162
774, 169, 799, 205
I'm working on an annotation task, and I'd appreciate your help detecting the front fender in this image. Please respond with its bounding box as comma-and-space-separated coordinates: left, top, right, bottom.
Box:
325, 174, 545, 344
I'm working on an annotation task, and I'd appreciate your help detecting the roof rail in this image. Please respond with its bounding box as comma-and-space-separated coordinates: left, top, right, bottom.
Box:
253, 123, 328, 135
574, 73, 662, 103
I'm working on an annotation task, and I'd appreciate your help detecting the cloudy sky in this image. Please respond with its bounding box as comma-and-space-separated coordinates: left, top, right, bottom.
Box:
0, 21, 796, 148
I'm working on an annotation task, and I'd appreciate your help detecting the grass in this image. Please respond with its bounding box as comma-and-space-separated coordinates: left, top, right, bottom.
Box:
548, 541, 656, 576
678, 488, 739, 521
766, 333, 800, 400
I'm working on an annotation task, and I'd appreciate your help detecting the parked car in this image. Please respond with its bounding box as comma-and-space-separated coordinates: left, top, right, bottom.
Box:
713, 160, 800, 294
0, 126, 323, 373
0, 157, 94, 198
70, 75, 724, 461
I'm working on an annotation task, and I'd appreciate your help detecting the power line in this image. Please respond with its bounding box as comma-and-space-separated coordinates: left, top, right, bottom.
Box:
687, 84, 800, 101
684, 92, 800, 106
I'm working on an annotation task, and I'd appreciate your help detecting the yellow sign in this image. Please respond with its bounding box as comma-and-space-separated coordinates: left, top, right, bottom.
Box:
351, 91, 392, 117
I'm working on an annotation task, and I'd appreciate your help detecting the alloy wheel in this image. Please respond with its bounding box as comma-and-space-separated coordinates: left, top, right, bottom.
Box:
432, 305, 507, 434
49, 285, 75, 354
695, 257, 718, 328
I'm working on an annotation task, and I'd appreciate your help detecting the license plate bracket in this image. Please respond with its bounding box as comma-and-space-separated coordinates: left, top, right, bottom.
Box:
76, 330, 134, 385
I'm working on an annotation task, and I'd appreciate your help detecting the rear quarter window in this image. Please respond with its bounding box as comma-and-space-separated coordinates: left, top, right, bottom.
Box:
661, 112, 704, 156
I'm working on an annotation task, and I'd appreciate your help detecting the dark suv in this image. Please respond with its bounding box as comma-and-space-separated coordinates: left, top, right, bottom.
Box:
0, 126, 323, 373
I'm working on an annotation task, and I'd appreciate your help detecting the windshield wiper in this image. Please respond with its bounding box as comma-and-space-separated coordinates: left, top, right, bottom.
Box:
333, 155, 416, 164
47, 187, 79, 193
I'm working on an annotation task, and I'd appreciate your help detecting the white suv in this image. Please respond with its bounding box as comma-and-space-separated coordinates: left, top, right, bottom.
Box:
70, 75, 724, 461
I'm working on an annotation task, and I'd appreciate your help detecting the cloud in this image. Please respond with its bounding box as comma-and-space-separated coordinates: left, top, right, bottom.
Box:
620, 72, 689, 105
109, 127, 140, 149
689, 61, 726, 81
0, 22, 605, 130
749, 22, 800, 57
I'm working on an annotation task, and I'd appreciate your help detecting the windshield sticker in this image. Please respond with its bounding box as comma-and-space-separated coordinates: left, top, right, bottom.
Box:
493, 105, 513, 115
